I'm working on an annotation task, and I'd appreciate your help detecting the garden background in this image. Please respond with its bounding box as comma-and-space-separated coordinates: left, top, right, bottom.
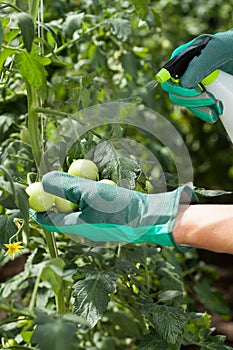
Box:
0, 1, 232, 349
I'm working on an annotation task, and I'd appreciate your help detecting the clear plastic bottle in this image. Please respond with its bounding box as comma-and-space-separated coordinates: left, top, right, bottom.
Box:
202, 70, 233, 143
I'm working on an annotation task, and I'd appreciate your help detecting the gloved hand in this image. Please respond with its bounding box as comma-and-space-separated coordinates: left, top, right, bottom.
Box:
161, 30, 233, 122
31, 171, 196, 251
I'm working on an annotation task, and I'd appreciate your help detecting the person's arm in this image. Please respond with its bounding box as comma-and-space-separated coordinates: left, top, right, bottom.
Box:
173, 204, 233, 253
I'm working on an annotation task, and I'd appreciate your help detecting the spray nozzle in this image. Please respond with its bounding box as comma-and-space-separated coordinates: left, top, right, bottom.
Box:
156, 37, 211, 84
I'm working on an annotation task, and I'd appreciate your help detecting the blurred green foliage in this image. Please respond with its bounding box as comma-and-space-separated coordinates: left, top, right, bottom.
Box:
1, 0, 232, 193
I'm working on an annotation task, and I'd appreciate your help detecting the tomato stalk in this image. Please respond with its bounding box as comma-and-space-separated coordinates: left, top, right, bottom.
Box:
44, 230, 66, 314
0, 302, 34, 318
48, 22, 104, 58
28, 240, 66, 314
29, 269, 42, 312
26, 84, 66, 314
26, 81, 42, 174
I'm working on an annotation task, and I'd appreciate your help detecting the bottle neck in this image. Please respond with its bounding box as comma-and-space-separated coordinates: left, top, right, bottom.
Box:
202, 70, 220, 86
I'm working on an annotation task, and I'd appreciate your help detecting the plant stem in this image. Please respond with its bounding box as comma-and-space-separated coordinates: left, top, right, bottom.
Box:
33, 106, 70, 117
26, 81, 42, 174
5, 346, 36, 350
49, 23, 104, 57
44, 230, 58, 258
44, 230, 66, 314
116, 243, 121, 258
33, 107, 103, 140
26, 81, 66, 314
0, 3, 22, 12
0, 303, 34, 318
56, 283, 66, 314
145, 264, 151, 291
29, 270, 42, 312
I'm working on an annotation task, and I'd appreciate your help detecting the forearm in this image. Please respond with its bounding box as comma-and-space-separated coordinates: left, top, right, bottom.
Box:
173, 204, 233, 253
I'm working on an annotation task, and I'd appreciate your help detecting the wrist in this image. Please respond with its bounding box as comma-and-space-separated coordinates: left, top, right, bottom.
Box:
173, 204, 196, 247
173, 204, 233, 253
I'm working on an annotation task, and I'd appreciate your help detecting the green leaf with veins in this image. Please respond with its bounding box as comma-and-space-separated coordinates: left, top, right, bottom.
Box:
72, 271, 116, 328
93, 140, 143, 189
138, 330, 177, 350
16, 48, 50, 90
151, 305, 186, 346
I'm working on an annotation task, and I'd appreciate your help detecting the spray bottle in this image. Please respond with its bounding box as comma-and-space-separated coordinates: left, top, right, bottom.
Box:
156, 37, 233, 143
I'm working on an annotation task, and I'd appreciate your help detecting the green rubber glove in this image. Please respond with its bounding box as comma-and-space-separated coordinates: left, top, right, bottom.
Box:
31, 171, 196, 251
161, 30, 233, 122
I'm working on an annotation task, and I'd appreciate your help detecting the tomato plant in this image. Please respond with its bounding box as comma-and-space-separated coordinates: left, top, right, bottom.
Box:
0, 1, 232, 350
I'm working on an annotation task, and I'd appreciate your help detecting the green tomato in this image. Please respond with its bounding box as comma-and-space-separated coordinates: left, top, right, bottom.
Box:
68, 159, 99, 180
145, 180, 154, 194
26, 182, 55, 212
99, 179, 117, 186
55, 196, 78, 213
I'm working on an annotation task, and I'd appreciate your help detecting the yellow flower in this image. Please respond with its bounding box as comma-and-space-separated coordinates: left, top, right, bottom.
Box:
4, 241, 24, 260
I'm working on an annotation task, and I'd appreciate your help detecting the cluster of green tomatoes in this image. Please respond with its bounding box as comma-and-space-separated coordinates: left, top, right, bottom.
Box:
26, 159, 116, 213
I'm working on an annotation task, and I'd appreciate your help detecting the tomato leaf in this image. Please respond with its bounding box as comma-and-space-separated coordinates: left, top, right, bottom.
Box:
103, 157, 139, 188
183, 313, 232, 348
16, 49, 50, 90
151, 305, 186, 345
0, 47, 17, 71
131, 0, 149, 19
194, 187, 232, 197
0, 210, 22, 246
32, 315, 78, 350
105, 310, 142, 339
158, 290, 183, 302
41, 258, 65, 295
138, 330, 170, 350
14, 182, 29, 228
156, 262, 184, 292
194, 279, 231, 317
93, 140, 142, 189
72, 271, 116, 328
63, 12, 84, 37
108, 18, 131, 42
17, 13, 35, 52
